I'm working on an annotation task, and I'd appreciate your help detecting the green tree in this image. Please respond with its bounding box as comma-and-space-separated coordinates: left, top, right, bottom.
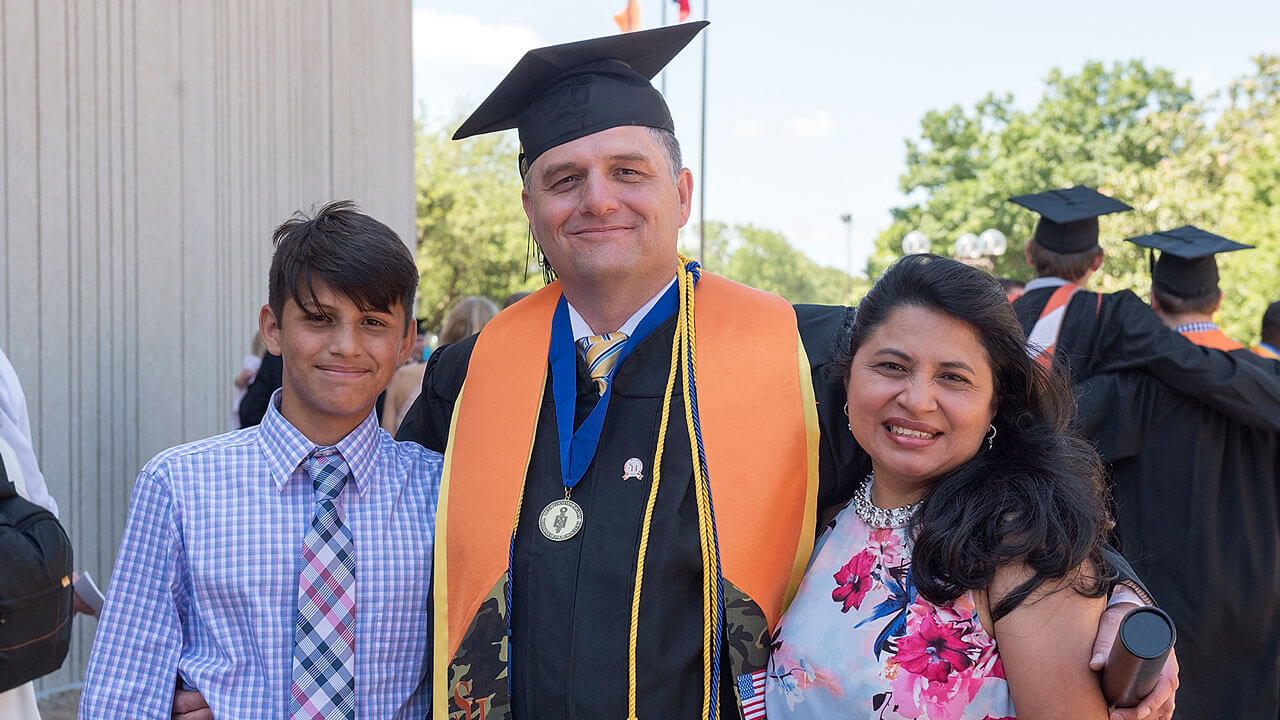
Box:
692, 222, 868, 305
1086, 56, 1280, 341
1190, 55, 1280, 342
876, 56, 1280, 342
873, 61, 1195, 281
415, 119, 539, 329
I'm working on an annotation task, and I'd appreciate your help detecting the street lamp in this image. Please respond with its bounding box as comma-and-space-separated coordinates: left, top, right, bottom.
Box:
902, 230, 931, 255
840, 214, 854, 299
979, 228, 1008, 256
902, 228, 1006, 266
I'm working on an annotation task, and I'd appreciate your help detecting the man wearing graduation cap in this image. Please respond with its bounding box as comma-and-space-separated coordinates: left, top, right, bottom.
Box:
1010, 186, 1280, 426
1071, 227, 1280, 720
1134, 225, 1251, 349
394, 22, 851, 720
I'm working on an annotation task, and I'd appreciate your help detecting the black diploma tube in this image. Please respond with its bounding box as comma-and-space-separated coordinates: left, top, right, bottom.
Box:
1102, 606, 1175, 708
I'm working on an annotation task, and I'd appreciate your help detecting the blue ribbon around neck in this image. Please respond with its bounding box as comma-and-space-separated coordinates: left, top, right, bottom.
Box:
548, 285, 679, 493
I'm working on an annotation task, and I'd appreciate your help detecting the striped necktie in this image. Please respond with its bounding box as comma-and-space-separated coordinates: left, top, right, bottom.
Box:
578, 332, 629, 395
290, 449, 356, 720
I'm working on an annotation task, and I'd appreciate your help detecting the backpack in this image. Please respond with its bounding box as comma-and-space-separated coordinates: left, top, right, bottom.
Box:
0, 453, 74, 692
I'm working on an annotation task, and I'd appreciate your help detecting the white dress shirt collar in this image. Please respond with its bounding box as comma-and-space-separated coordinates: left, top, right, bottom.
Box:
1023, 276, 1073, 293
565, 277, 678, 342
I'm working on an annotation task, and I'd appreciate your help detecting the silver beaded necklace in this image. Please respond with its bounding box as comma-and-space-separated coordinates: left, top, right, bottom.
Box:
852, 473, 923, 529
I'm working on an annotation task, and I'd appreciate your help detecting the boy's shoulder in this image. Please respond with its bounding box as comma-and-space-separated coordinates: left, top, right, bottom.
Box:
379, 429, 444, 469
140, 426, 262, 480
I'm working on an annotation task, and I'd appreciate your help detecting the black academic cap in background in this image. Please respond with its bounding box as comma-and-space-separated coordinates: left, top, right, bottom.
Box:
453, 22, 709, 174
1008, 186, 1133, 253
1125, 225, 1253, 298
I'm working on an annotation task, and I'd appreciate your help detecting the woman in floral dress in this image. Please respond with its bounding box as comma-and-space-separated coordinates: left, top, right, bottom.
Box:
767, 255, 1115, 719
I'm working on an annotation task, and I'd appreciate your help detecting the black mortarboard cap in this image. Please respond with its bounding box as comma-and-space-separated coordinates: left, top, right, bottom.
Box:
1008, 186, 1133, 253
453, 22, 709, 174
1125, 225, 1252, 298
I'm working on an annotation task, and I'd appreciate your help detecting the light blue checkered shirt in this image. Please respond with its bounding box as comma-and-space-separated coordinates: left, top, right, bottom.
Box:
80, 392, 441, 719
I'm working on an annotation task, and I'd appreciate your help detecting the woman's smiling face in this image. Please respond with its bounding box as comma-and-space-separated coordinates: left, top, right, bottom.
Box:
845, 304, 997, 503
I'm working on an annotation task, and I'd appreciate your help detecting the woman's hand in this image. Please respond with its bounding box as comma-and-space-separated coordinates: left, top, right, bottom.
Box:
1090, 600, 1179, 720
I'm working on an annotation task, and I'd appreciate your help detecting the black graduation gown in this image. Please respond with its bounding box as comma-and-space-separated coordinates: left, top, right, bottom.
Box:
399, 304, 861, 719
1076, 367, 1280, 720
1013, 286, 1280, 428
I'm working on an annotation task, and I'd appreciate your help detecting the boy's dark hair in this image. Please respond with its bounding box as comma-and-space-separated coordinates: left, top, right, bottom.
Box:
268, 200, 418, 332
1261, 300, 1280, 347
1026, 238, 1103, 282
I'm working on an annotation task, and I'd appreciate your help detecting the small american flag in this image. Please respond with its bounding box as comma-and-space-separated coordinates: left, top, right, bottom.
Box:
737, 670, 768, 719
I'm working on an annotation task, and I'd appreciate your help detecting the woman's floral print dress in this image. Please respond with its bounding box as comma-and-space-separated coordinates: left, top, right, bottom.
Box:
765, 505, 1016, 719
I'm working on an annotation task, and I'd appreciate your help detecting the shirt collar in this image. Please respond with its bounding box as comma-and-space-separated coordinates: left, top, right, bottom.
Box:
1023, 276, 1073, 293
1175, 321, 1221, 335
256, 388, 382, 495
566, 277, 678, 342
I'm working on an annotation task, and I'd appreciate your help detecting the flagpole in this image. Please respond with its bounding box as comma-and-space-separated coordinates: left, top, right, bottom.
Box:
660, 0, 668, 95
698, 0, 709, 264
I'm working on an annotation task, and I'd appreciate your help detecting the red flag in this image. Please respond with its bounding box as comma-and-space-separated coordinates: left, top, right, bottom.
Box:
673, 0, 690, 21
614, 0, 641, 32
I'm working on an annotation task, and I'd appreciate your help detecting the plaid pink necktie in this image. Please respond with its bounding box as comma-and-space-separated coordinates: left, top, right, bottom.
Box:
290, 449, 356, 720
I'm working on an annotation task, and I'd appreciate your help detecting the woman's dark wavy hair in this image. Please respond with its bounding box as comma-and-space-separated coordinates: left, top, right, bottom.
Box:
831, 254, 1116, 621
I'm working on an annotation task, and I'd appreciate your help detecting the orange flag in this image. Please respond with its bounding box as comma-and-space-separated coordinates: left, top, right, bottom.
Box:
614, 0, 641, 32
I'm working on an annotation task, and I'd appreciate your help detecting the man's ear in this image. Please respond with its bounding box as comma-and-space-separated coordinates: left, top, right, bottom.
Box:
260, 305, 283, 355
676, 168, 694, 226
397, 321, 417, 366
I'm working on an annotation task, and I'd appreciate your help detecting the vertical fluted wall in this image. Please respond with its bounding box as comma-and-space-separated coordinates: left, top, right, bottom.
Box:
1, 0, 413, 691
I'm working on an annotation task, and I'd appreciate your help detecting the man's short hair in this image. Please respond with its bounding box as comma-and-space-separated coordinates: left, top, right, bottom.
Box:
268, 200, 418, 332
648, 127, 682, 182
1151, 285, 1220, 317
1262, 300, 1280, 346
1026, 239, 1103, 282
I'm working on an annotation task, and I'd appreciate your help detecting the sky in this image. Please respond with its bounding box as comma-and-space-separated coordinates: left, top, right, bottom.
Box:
411, 0, 1280, 277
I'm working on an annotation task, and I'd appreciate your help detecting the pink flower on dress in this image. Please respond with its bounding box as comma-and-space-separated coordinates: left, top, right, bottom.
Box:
868, 527, 903, 567
894, 612, 974, 683
832, 549, 878, 612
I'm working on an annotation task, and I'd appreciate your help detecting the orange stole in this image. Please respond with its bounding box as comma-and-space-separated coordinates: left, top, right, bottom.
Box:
1182, 328, 1245, 351
1254, 344, 1280, 360
432, 273, 819, 710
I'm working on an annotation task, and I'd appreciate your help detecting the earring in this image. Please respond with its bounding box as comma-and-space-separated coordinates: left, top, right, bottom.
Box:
986, 424, 997, 450
843, 402, 851, 432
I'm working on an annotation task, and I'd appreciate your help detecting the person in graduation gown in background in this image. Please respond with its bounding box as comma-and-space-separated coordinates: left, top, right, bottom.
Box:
1254, 300, 1280, 359
390, 27, 1182, 720
1138, 226, 1252, 350
1074, 227, 1280, 720
1009, 186, 1280, 428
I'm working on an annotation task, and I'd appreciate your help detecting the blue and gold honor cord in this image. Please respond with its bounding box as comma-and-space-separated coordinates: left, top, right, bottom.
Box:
627, 256, 724, 720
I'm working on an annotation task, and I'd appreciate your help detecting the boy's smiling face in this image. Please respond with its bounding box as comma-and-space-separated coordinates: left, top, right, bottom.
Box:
260, 277, 414, 445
